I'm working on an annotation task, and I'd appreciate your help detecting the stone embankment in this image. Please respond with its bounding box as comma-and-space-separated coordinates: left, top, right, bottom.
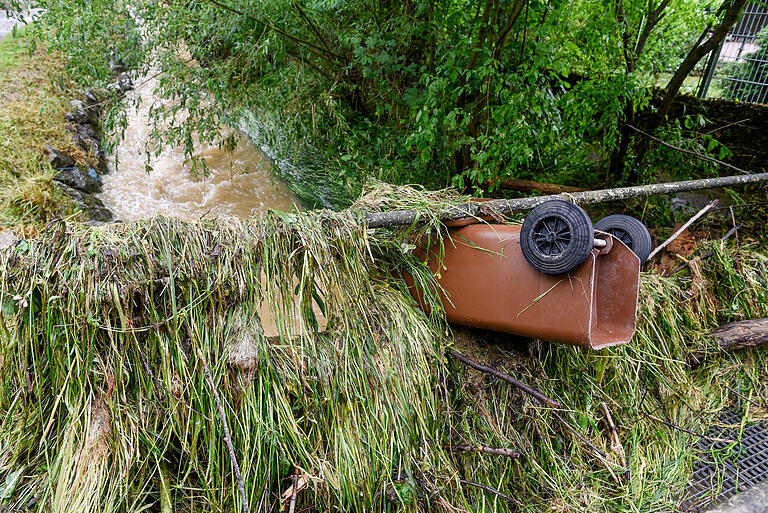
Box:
46, 71, 133, 223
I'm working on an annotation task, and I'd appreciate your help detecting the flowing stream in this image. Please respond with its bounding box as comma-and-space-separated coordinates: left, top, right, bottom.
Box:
99, 75, 299, 221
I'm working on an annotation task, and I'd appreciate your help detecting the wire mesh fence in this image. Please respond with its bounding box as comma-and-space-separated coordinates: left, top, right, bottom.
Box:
699, 2, 768, 104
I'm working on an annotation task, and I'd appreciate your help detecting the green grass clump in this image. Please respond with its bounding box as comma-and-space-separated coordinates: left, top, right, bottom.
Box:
1, 183, 767, 512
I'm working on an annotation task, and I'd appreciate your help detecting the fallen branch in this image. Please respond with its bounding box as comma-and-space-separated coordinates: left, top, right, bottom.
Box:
199, 352, 250, 513
445, 445, 521, 459
364, 172, 768, 228
447, 349, 561, 408
712, 318, 768, 352
647, 199, 718, 261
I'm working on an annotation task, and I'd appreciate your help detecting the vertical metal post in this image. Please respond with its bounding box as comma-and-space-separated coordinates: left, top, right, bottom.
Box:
698, 38, 725, 98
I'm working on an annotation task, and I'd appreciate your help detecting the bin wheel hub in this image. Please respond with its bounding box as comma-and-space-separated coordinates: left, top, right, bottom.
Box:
606, 227, 632, 246
533, 217, 571, 255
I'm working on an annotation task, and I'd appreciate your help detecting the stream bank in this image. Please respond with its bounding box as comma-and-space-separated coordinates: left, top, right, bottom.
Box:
0, 28, 85, 235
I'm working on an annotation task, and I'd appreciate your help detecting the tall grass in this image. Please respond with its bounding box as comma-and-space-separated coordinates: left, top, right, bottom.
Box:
1, 184, 767, 511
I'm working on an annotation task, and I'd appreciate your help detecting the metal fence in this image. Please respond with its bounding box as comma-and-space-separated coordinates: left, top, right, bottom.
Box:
698, 2, 768, 104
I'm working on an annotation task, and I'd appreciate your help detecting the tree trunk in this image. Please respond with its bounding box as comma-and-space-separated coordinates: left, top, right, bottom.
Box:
608, 0, 671, 181
657, 0, 748, 123
452, 0, 527, 176
712, 318, 768, 352
634, 0, 749, 168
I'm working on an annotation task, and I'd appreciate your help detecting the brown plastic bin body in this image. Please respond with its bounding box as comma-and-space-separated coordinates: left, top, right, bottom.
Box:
419, 224, 640, 349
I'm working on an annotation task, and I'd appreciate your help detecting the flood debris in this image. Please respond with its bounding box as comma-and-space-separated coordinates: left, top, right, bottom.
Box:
712, 318, 768, 352
226, 309, 261, 385
1, 183, 767, 511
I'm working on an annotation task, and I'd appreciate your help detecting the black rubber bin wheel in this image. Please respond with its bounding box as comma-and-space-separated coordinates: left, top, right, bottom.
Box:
594, 214, 653, 263
520, 200, 594, 275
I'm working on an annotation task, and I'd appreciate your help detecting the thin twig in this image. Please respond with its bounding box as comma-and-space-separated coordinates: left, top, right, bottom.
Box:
199, 351, 250, 513
600, 402, 626, 466
459, 479, 517, 504
288, 470, 298, 513
601, 402, 618, 444
700, 118, 750, 138
723, 384, 764, 410
552, 411, 620, 483
640, 411, 736, 443
202, 0, 343, 61
647, 199, 719, 261
552, 411, 608, 459
445, 445, 521, 459
137, 345, 213, 421
448, 349, 561, 408
721, 223, 742, 241
625, 123, 751, 176
290, 0, 333, 55
753, 385, 768, 410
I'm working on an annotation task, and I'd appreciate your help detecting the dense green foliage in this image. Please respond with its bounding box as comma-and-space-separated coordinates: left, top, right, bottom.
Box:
22, 0, 730, 202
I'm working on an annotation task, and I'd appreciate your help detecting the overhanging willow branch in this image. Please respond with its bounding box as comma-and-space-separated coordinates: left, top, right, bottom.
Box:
202, 0, 344, 62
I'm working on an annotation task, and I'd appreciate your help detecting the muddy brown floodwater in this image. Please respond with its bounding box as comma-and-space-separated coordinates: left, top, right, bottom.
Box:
99, 75, 299, 221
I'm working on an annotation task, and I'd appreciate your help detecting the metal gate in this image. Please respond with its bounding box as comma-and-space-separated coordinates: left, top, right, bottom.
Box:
698, 2, 768, 104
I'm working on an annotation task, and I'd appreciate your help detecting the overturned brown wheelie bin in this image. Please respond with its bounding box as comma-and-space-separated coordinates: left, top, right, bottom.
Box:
418, 200, 651, 349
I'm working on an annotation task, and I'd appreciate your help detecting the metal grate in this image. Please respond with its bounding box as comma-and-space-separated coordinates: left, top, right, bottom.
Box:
699, 2, 768, 104
680, 408, 768, 512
